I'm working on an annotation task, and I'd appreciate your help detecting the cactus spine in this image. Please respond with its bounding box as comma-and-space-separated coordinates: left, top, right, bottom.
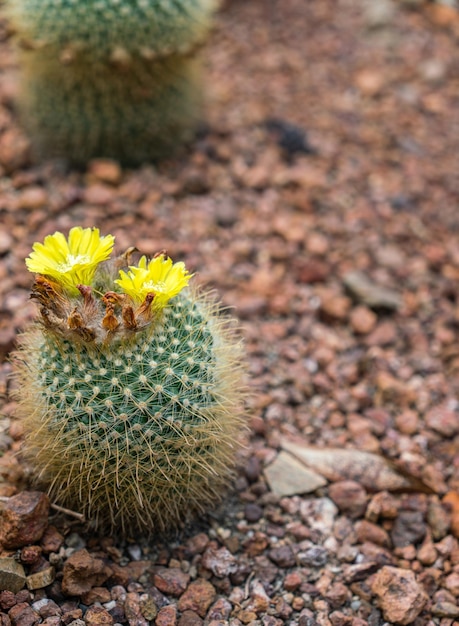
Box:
8, 0, 218, 165
13, 228, 245, 535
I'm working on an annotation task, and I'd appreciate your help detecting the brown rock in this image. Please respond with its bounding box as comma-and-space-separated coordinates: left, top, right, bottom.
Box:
246, 580, 270, 614
124, 560, 151, 582
184, 533, 209, 556
40, 526, 64, 554
155, 605, 177, 626
80, 587, 112, 605
343, 562, 379, 583
354, 69, 385, 96
0, 129, 30, 172
87, 159, 122, 185
328, 481, 367, 519
0, 491, 50, 549
319, 292, 351, 321
206, 598, 232, 621
349, 306, 377, 335
0, 559, 26, 593
0, 229, 12, 255
33, 599, 61, 619
84, 184, 115, 206
284, 571, 302, 591
417, 540, 437, 566
61, 549, 112, 596
244, 531, 269, 557
236, 609, 257, 623
394, 410, 419, 436
296, 260, 329, 284
201, 546, 237, 578
84, 606, 114, 626
244, 503, 263, 522
152, 567, 190, 597
366, 492, 399, 522
425, 404, 459, 437
15, 187, 47, 211
443, 491, 459, 537
355, 520, 390, 547
124, 593, 149, 626
19, 546, 42, 566
41, 618, 60, 626
431, 601, 459, 618
61, 607, 82, 623
390, 510, 426, 548
326, 582, 351, 609
178, 610, 203, 626
268, 545, 296, 568
8, 602, 39, 626
371, 566, 428, 625
0, 590, 16, 610
178, 579, 216, 617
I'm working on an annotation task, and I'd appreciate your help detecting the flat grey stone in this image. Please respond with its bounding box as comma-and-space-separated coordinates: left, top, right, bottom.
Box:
264, 451, 327, 497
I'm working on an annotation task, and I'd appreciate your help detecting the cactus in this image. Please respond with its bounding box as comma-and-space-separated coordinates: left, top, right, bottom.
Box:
13, 227, 245, 535
7, 0, 218, 165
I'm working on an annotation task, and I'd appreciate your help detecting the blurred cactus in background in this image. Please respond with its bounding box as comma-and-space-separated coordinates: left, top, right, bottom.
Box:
7, 0, 218, 165
13, 227, 246, 535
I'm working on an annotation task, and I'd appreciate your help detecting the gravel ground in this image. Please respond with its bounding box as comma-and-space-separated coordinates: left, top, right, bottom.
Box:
1, 1, 459, 625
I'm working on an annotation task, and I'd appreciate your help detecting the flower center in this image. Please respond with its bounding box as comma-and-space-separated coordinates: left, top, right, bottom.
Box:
56, 254, 91, 273
143, 280, 166, 293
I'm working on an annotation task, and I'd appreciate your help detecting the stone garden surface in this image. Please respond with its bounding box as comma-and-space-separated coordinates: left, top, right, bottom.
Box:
1, 0, 459, 624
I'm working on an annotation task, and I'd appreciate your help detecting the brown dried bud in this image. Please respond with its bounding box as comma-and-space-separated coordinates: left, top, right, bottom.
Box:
122, 305, 137, 330
102, 304, 120, 333
67, 308, 96, 342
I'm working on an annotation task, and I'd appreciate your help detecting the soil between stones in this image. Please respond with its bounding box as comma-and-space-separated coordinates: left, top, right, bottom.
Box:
1, 1, 459, 625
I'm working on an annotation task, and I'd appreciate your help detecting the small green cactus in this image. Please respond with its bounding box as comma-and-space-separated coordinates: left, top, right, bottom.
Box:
8, 0, 218, 165
13, 227, 246, 535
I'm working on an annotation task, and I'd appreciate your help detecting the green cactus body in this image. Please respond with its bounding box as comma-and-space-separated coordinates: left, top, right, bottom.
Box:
8, 0, 217, 165
14, 229, 245, 535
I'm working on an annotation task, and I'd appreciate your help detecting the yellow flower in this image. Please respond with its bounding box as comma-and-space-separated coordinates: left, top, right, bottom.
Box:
26, 227, 115, 295
115, 254, 192, 309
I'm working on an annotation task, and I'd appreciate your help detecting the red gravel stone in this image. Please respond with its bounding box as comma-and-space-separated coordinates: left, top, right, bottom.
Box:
152, 567, 190, 597
1, 2, 459, 624
425, 404, 459, 437
80, 587, 112, 605
19, 546, 42, 566
61, 550, 112, 596
206, 598, 232, 621
39, 526, 64, 554
328, 481, 367, 519
372, 566, 428, 625
123, 593, 150, 626
355, 520, 391, 547
184, 533, 209, 556
177, 579, 216, 617
8, 603, 39, 626
0, 492, 50, 549
84, 605, 114, 626
177, 610, 202, 626
155, 605, 177, 626
201, 547, 237, 578
284, 571, 302, 591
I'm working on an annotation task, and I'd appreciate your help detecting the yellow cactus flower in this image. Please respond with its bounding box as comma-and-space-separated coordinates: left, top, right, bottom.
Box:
26, 227, 115, 296
116, 254, 192, 309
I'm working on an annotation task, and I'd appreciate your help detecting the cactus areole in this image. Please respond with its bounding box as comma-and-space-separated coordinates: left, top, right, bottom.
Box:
8, 0, 218, 164
14, 227, 246, 535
